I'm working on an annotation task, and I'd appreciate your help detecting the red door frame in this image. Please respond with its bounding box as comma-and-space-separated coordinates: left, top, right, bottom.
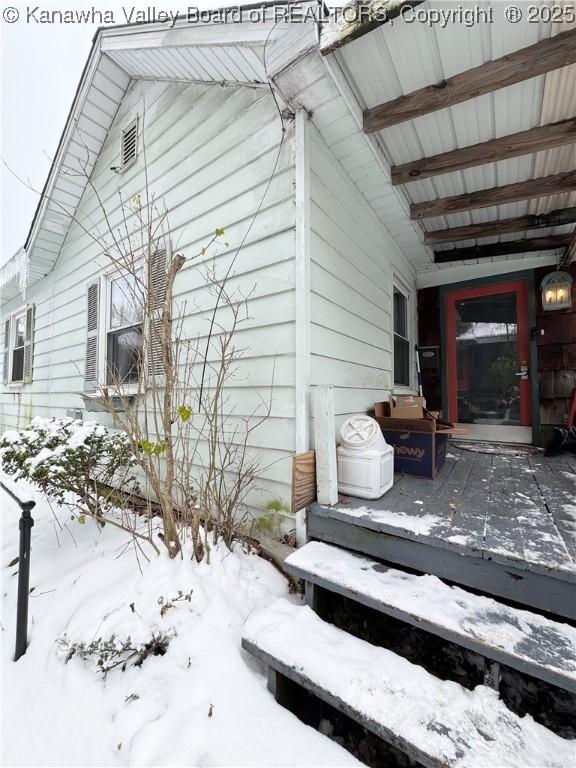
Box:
445, 279, 531, 426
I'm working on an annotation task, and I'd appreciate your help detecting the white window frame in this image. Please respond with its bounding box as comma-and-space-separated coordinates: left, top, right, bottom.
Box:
7, 306, 27, 386
392, 281, 414, 392
98, 266, 144, 394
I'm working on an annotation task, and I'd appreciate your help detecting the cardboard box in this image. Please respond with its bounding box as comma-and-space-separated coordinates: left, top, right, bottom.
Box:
374, 395, 425, 420
393, 395, 425, 410
374, 414, 451, 434
391, 395, 424, 419
381, 429, 448, 479
374, 401, 390, 418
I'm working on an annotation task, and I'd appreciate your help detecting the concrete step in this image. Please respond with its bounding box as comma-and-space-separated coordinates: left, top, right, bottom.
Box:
284, 541, 576, 694
242, 599, 575, 768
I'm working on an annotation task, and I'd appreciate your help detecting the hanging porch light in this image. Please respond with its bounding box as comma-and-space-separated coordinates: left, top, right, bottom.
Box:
541, 270, 573, 311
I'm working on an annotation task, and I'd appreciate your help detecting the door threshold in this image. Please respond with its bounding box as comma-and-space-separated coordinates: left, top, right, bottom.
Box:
451, 424, 532, 445
451, 440, 541, 455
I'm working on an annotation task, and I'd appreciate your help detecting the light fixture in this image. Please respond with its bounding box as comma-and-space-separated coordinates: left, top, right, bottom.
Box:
541, 270, 573, 311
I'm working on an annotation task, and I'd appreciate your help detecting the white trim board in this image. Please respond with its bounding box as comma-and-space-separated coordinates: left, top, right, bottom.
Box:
294, 109, 312, 546
416, 252, 560, 290
294, 108, 311, 455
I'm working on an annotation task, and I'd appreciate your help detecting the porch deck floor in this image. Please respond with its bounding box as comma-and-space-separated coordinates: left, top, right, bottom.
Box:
314, 445, 576, 581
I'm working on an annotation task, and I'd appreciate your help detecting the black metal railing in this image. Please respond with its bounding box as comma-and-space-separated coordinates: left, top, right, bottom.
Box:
0, 479, 35, 661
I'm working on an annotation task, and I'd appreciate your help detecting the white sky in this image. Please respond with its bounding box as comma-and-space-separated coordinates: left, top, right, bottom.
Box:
0, 1, 245, 263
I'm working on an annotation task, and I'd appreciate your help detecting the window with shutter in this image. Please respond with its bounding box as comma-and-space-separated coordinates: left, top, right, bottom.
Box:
106, 270, 143, 385
3, 305, 37, 385
89, 250, 168, 391
121, 119, 138, 168
85, 281, 100, 390
9, 310, 26, 383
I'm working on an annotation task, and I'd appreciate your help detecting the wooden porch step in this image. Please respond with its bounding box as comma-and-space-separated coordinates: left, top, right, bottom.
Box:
242, 599, 575, 768
284, 541, 576, 694
308, 503, 576, 620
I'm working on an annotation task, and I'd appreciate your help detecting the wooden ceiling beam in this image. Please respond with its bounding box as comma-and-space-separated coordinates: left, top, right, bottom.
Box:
392, 118, 576, 185
411, 171, 576, 220
434, 234, 572, 264
424, 207, 576, 245
364, 27, 576, 133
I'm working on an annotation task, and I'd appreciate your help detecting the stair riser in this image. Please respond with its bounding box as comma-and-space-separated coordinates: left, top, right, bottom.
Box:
243, 598, 576, 768
308, 583, 576, 739
243, 639, 439, 768
270, 669, 423, 768
291, 568, 576, 695
308, 514, 576, 621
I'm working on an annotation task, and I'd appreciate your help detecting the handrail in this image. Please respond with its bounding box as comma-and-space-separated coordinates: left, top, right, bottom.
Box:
0, 478, 35, 661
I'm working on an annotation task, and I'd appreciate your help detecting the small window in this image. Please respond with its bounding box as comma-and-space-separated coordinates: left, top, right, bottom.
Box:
121, 119, 138, 168
393, 288, 410, 387
106, 271, 143, 385
11, 311, 26, 383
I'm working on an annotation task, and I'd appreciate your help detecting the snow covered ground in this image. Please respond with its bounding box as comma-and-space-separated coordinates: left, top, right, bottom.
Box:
1, 484, 360, 767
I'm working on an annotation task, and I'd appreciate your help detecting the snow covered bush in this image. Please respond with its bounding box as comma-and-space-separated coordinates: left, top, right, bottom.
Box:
0, 417, 137, 522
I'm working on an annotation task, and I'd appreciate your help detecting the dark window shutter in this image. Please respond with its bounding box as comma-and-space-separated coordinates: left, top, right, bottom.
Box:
148, 248, 167, 379
85, 281, 100, 390
2, 318, 10, 385
23, 304, 35, 383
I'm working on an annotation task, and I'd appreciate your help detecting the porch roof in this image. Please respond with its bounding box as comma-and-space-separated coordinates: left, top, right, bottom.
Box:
9, 6, 576, 303
320, 8, 576, 283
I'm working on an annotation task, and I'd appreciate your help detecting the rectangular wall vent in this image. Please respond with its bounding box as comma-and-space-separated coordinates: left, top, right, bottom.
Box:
121, 120, 138, 168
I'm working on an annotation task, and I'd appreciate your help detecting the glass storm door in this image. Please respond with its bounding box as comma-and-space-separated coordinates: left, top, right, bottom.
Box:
445, 280, 532, 444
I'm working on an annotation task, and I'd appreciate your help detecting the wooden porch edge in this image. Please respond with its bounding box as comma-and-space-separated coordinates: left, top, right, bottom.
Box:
307, 510, 576, 620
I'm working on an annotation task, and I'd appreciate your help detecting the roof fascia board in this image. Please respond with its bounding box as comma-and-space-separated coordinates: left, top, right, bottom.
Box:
130, 75, 268, 89
24, 37, 106, 252
92, 0, 293, 40
100, 21, 279, 51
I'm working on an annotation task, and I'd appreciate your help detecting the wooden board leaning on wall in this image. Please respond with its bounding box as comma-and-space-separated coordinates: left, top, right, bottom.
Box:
292, 451, 317, 514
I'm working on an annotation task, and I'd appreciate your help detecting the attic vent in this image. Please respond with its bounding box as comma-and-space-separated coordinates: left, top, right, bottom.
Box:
121, 119, 138, 168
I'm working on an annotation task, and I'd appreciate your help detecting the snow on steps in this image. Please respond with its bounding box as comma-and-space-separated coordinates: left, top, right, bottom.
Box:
242, 599, 576, 768
285, 541, 576, 694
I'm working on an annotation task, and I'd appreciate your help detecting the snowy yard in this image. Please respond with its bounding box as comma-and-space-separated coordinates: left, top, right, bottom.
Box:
1, 485, 359, 767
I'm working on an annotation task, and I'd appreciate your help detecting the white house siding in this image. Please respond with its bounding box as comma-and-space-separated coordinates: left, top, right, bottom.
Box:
0, 77, 297, 522
273, 50, 419, 432
308, 124, 418, 432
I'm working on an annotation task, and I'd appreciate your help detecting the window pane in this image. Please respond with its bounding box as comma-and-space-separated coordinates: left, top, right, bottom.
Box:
107, 325, 142, 384
14, 315, 25, 349
394, 335, 410, 386
110, 272, 143, 330
12, 348, 24, 382
393, 290, 407, 338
